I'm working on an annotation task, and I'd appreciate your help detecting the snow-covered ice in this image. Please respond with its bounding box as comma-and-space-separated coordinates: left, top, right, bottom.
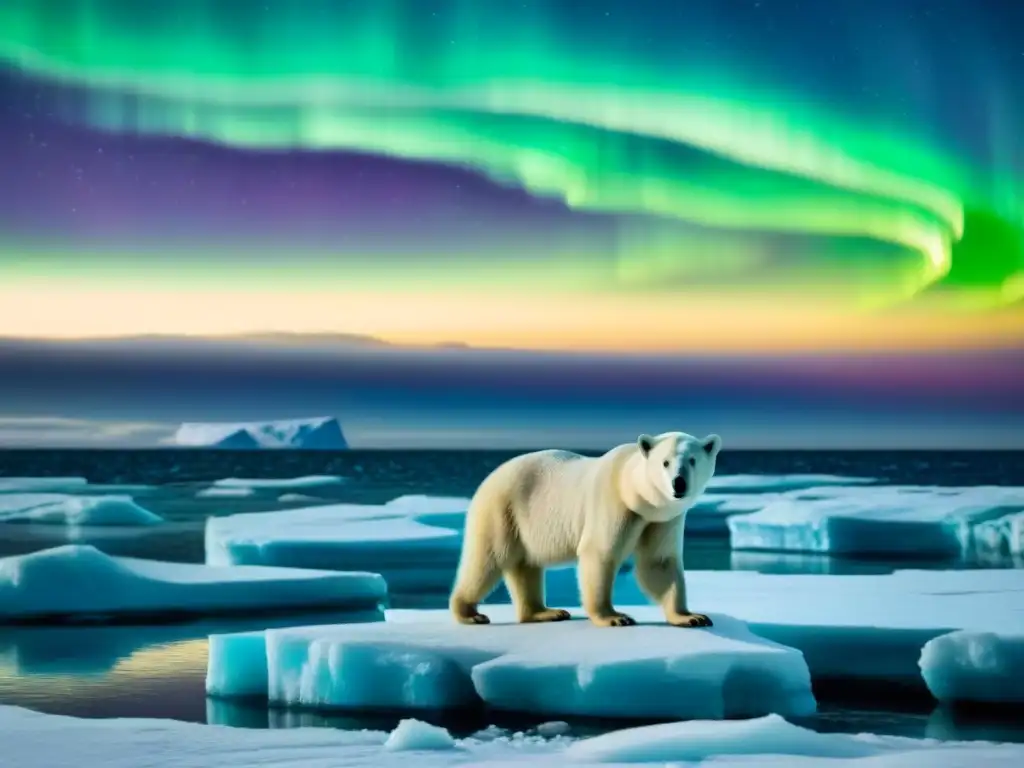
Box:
0, 476, 88, 492
205, 497, 467, 592
727, 485, 1024, 556
206, 609, 815, 720
0, 544, 386, 623
920, 629, 1024, 705
566, 712, 885, 761
0, 494, 163, 526
4, 705, 1024, 768
173, 416, 349, 449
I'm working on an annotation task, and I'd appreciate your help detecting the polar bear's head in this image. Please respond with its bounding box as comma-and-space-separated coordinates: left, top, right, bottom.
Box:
636, 431, 722, 508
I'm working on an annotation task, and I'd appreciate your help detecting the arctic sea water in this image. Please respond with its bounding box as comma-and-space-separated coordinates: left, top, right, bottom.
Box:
0, 448, 1022, 744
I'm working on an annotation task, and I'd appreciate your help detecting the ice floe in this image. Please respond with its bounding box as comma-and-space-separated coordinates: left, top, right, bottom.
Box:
0, 545, 386, 623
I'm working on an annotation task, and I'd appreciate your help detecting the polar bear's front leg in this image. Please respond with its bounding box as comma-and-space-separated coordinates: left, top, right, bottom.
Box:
506, 563, 572, 623
578, 553, 636, 627
634, 521, 712, 628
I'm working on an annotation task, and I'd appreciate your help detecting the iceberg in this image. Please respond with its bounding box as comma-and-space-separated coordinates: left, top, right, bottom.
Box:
0, 545, 386, 623
3, 704, 1023, 768
727, 485, 1024, 556
172, 416, 349, 449
206, 610, 816, 720
205, 497, 467, 593
920, 629, 1024, 705
0, 493, 163, 526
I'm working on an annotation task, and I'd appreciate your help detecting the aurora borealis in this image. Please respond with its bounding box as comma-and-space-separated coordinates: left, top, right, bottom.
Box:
0, 0, 1022, 447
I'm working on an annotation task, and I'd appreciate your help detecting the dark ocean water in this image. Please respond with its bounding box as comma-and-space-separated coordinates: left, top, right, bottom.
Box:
1, 449, 1022, 744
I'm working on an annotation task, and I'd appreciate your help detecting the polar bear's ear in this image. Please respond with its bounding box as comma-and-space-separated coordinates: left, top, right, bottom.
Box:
701, 434, 722, 457
637, 434, 656, 457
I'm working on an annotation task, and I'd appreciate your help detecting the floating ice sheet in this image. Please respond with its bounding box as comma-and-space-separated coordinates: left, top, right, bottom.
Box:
0, 545, 386, 623
727, 485, 1024, 556
207, 609, 815, 721
0, 494, 163, 526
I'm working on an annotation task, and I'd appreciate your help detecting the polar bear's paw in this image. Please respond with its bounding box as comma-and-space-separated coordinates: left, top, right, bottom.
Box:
451, 598, 492, 625
590, 612, 637, 628
520, 608, 572, 623
668, 612, 713, 628
456, 611, 491, 625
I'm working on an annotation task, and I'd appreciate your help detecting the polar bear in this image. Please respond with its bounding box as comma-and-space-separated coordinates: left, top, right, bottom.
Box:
449, 431, 722, 628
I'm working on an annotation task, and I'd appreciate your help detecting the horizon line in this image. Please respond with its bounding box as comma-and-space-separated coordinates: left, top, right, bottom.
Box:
2, 333, 1023, 360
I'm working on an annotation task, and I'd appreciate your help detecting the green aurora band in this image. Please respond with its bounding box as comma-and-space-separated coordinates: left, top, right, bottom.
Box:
0, 0, 1021, 309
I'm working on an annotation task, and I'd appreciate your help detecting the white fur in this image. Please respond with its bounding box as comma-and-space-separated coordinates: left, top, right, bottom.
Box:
449, 431, 722, 628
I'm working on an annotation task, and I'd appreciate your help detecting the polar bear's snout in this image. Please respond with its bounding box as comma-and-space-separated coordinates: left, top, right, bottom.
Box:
672, 474, 689, 498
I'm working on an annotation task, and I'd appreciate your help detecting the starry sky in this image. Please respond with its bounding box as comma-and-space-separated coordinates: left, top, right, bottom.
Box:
0, 0, 1021, 448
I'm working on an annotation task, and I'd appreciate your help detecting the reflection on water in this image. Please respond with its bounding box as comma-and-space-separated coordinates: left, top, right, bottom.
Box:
0, 611, 381, 720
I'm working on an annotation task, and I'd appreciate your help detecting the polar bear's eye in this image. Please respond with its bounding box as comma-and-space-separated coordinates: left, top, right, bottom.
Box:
688, 457, 696, 467
662, 460, 669, 468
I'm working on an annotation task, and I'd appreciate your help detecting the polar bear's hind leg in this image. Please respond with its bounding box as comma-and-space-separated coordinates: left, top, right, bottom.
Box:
449, 538, 502, 625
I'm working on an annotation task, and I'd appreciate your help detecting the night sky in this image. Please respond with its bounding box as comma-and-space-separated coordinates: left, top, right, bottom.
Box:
0, 0, 1021, 448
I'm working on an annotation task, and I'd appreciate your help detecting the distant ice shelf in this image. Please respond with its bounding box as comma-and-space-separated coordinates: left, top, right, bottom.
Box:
0, 545, 386, 623
172, 416, 349, 449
